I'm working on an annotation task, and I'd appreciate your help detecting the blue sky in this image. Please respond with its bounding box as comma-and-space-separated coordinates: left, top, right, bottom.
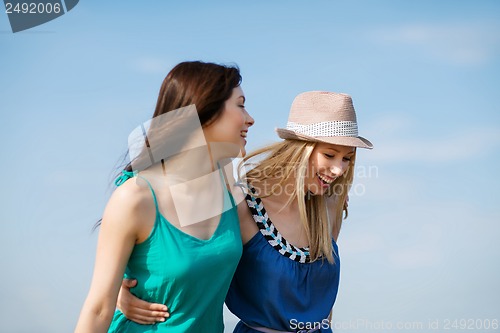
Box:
1, 1, 499, 332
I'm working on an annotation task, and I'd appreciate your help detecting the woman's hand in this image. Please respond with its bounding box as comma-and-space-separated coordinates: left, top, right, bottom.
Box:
117, 279, 170, 324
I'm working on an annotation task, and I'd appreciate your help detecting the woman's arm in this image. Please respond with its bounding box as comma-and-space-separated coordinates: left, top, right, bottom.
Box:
116, 279, 169, 324
75, 182, 150, 333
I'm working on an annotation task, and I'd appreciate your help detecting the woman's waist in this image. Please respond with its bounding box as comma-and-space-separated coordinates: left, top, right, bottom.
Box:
227, 294, 334, 332
110, 308, 224, 332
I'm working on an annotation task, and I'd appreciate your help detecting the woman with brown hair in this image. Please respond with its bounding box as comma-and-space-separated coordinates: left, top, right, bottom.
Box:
75, 61, 254, 333
118, 91, 373, 333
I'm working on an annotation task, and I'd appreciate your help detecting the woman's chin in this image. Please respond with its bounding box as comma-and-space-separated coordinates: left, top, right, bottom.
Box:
306, 185, 327, 197
209, 142, 245, 159
240, 147, 246, 158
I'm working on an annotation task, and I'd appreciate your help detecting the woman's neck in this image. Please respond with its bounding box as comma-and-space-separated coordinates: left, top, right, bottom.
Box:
158, 145, 218, 185
254, 175, 299, 212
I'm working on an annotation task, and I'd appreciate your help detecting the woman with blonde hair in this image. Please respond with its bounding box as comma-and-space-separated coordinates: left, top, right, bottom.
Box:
118, 91, 373, 333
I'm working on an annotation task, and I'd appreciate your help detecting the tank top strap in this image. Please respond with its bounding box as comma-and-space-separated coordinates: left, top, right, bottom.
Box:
226, 185, 236, 207
114, 170, 136, 187
114, 170, 160, 215
136, 175, 160, 215
115, 167, 232, 214
217, 162, 238, 208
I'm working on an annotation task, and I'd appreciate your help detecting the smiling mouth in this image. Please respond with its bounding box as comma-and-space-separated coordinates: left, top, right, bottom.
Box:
317, 173, 336, 186
240, 131, 247, 138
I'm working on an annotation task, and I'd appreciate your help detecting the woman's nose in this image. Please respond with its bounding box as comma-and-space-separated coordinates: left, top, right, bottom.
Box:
246, 111, 255, 127
330, 162, 347, 177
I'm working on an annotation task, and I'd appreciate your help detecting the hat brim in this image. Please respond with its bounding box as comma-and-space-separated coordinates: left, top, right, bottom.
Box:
276, 128, 373, 149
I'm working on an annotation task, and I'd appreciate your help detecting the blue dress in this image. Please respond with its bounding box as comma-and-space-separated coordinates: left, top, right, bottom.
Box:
226, 186, 340, 333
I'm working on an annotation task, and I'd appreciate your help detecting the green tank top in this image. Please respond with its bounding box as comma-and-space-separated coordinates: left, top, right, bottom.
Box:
108, 171, 242, 333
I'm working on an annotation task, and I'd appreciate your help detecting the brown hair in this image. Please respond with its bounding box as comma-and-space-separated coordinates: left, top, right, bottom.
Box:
94, 61, 242, 230
125, 61, 242, 173
152, 61, 241, 126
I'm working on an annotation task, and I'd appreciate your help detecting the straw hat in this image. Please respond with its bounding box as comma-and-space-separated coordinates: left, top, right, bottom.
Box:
276, 91, 373, 149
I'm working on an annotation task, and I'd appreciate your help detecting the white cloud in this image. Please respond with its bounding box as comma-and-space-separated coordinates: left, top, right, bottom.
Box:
389, 246, 443, 269
376, 128, 500, 162
344, 199, 500, 271
364, 114, 415, 135
341, 231, 385, 254
0, 285, 61, 332
370, 22, 500, 66
133, 56, 175, 74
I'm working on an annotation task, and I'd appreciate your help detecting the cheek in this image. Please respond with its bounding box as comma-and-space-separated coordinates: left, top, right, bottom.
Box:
235, 112, 245, 127
340, 161, 351, 174
312, 157, 327, 172
224, 109, 243, 130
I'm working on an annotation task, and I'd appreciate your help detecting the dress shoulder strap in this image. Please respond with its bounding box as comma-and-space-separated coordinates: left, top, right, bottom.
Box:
114, 170, 160, 215
217, 162, 238, 208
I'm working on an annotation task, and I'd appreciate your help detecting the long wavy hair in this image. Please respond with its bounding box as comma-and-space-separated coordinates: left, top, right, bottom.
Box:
241, 140, 356, 263
95, 61, 242, 230
123, 60, 242, 173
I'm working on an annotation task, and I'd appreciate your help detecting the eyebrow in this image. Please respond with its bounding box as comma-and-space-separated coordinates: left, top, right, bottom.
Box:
325, 147, 355, 154
238, 95, 246, 103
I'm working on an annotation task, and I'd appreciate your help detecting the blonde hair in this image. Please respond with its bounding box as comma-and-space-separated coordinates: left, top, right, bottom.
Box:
241, 140, 356, 263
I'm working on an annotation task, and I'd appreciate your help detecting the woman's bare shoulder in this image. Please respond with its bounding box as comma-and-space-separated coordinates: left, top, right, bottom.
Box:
102, 178, 156, 232
113, 177, 154, 206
